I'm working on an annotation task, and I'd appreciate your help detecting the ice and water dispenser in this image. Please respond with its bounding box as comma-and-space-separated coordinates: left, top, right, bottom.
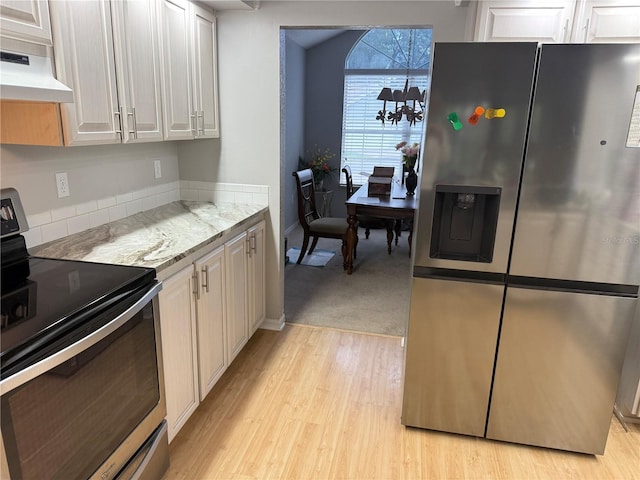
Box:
429, 185, 502, 263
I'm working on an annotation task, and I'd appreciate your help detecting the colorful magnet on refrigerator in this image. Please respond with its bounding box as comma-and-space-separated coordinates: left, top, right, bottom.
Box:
468, 106, 485, 125
447, 112, 463, 130
484, 108, 506, 119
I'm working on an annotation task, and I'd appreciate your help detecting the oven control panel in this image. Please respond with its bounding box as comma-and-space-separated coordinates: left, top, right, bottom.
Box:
0, 188, 29, 238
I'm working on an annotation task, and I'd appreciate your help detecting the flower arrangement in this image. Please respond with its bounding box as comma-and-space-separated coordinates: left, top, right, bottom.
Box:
396, 141, 420, 169
299, 146, 337, 184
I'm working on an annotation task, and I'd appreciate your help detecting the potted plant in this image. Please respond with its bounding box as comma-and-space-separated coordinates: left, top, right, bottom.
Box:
299, 146, 337, 191
396, 141, 420, 195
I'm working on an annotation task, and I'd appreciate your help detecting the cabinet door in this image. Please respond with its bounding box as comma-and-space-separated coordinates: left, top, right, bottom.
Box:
194, 245, 227, 401
247, 220, 266, 335
158, 265, 199, 443
474, 0, 576, 42
158, 0, 194, 139
572, 0, 640, 43
49, 0, 121, 145
225, 231, 249, 364
190, 3, 219, 138
0, 0, 52, 45
111, 0, 163, 142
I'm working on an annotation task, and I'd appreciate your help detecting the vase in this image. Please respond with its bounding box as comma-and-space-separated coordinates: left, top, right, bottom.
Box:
405, 167, 418, 196
314, 179, 324, 191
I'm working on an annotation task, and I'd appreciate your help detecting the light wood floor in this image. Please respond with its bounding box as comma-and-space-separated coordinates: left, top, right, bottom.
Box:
163, 324, 640, 479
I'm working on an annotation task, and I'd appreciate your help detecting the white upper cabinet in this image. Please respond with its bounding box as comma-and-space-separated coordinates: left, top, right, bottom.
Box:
474, 0, 640, 43
49, 0, 163, 145
158, 0, 193, 139
191, 4, 219, 138
158, 0, 219, 140
50, 0, 120, 145
474, 0, 576, 42
111, 0, 164, 142
571, 1, 640, 43
0, 0, 52, 45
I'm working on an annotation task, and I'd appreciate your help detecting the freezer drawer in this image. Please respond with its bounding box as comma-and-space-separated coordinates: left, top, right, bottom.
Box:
402, 277, 504, 436
486, 287, 637, 454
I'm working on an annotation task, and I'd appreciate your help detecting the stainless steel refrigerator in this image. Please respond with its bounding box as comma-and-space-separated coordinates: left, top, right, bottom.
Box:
402, 42, 640, 455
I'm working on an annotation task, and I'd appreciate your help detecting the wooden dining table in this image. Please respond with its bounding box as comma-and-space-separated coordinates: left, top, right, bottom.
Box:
344, 182, 417, 274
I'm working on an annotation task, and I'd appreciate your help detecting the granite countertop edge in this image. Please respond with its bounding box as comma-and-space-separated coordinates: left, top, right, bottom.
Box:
32, 201, 268, 273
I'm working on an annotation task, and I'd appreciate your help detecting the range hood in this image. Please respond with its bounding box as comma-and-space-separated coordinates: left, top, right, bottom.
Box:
0, 50, 73, 103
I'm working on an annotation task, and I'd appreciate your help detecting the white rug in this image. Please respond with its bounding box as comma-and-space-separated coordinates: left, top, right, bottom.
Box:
286, 247, 335, 267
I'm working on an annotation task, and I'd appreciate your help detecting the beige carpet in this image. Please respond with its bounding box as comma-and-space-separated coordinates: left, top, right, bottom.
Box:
284, 224, 411, 337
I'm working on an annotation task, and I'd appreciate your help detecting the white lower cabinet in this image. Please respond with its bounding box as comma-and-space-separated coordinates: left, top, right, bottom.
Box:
158, 218, 265, 442
248, 220, 266, 335
194, 245, 227, 401
158, 264, 199, 443
224, 231, 249, 364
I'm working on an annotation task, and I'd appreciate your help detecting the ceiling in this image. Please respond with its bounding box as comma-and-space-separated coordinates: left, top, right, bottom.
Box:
197, 0, 257, 11
196, 2, 356, 49
285, 29, 349, 49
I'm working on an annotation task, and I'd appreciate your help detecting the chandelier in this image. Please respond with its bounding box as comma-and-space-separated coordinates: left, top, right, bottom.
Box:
376, 81, 426, 126
375, 29, 426, 126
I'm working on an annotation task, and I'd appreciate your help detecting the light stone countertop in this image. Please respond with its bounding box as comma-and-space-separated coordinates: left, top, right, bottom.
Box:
32, 201, 268, 272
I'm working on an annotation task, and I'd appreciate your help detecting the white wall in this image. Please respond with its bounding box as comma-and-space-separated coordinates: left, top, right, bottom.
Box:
177, 137, 220, 182
0, 142, 181, 246
0, 142, 179, 214
214, 1, 472, 325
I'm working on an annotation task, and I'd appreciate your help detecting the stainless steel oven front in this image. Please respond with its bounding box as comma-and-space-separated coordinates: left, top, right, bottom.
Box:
1, 275, 168, 480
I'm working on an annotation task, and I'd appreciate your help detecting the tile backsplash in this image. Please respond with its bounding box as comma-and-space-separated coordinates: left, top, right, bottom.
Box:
23, 180, 269, 249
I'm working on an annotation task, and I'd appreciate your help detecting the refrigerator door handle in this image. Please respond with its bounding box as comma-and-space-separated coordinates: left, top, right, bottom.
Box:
414, 266, 505, 285
507, 276, 638, 298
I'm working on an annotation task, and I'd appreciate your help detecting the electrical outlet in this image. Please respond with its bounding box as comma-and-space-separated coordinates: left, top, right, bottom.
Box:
154, 160, 162, 179
55, 172, 70, 198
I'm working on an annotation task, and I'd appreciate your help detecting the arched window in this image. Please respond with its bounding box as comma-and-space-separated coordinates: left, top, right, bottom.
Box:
341, 28, 432, 185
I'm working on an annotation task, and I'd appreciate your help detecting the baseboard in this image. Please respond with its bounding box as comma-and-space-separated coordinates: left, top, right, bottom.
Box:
260, 314, 285, 331
284, 222, 299, 236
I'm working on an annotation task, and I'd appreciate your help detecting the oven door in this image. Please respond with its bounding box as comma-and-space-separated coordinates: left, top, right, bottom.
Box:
0, 282, 166, 480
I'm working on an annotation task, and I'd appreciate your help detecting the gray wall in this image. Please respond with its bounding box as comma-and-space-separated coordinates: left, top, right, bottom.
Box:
283, 34, 306, 232
303, 30, 365, 219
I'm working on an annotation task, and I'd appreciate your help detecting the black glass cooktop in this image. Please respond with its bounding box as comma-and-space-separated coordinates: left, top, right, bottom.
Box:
1, 255, 156, 372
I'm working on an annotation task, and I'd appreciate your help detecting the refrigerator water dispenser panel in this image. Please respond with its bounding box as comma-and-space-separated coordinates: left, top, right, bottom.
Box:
430, 185, 501, 263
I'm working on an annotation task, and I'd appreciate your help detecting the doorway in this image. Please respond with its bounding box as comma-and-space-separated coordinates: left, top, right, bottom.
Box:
281, 27, 432, 336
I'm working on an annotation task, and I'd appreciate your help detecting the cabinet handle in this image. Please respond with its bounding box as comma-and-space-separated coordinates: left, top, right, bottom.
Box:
583, 19, 590, 43
202, 266, 209, 293
127, 107, 138, 139
190, 112, 197, 135
250, 234, 256, 254
114, 107, 123, 140
193, 270, 200, 300
198, 111, 205, 135
563, 19, 569, 43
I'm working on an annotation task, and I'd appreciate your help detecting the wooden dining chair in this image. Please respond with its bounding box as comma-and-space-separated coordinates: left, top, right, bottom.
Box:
342, 164, 387, 239
292, 168, 356, 267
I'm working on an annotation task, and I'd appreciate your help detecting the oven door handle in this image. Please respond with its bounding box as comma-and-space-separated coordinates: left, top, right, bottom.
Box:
0, 281, 163, 394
